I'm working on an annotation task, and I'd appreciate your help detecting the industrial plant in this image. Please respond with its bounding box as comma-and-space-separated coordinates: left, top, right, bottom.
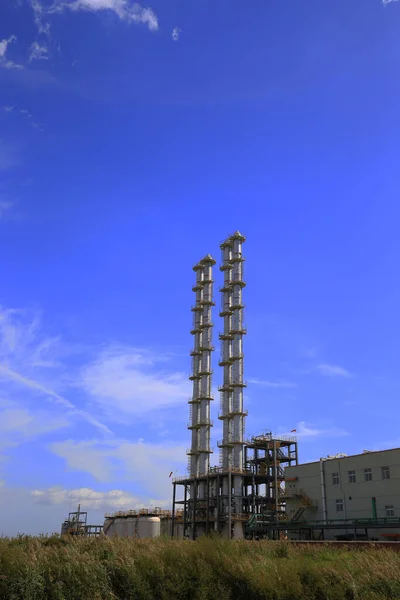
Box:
171, 231, 299, 540
61, 231, 400, 542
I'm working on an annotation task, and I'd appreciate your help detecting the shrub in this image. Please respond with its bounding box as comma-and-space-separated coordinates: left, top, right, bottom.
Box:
0, 537, 399, 600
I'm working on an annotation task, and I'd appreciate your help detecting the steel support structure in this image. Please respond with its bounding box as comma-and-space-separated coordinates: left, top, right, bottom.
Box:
187, 255, 216, 539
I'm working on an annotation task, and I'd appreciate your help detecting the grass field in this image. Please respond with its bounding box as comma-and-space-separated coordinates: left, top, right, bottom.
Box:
0, 535, 400, 600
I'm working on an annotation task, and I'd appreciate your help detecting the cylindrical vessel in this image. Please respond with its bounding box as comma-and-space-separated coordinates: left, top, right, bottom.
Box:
137, 516, 161, 538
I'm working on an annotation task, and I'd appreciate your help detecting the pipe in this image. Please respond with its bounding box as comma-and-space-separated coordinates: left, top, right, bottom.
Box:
320, 458, 327, 523
372, 497, 377, 521
171, 483, 176, 538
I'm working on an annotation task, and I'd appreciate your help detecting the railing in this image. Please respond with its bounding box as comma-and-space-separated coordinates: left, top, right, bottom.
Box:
218, 409, 248, 420
283, 489, 318, 508
186, 447, 214, 455
246, 433, 297, 444
187, 420, 214, 429
173, 466, 252, 482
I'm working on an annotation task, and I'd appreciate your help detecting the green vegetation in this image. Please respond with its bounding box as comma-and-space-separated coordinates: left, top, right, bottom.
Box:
0, 535, 399, 600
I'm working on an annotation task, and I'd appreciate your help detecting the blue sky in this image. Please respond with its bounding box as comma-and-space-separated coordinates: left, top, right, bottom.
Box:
1, 0, 400, 535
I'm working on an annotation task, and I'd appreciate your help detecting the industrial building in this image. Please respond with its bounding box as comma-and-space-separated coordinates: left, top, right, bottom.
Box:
282, 449, 400, 541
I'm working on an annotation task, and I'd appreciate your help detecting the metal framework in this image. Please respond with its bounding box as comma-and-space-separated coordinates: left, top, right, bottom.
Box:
244, 432, 298, 518
61, 504, 103, 537
172, 232, 301, 540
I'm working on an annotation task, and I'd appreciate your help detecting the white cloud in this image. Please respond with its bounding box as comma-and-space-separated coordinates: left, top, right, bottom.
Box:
50, 438, 186, 497
81, 345, 190, 417
0, 406, 70, 454
281, 421, 349, 440
31, 486, 141, 510
0, 306, 112, 435
315, 363, 353, 378
51, 0, 159, 31
50, 439, 116, 481
249, 378, 297, 389
0, 363, 113, 435
31, 0, 51, 37
172, 27, 181, 41
29, 41, 50, 62
0, 35, 23, 69
383, 0, 399, 4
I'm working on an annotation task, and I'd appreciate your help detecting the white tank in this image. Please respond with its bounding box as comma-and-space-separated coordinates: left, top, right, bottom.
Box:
104, 516, 161, 538
137, 516, 161, 538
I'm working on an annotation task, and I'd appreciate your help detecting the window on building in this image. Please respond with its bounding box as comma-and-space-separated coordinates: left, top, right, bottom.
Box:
364, 468, 372, 482
386, 505, 395, 518
336, 499, 344, 512
382, 466, 391, 480
332, 472, 340, 485
348, 470, 356, 483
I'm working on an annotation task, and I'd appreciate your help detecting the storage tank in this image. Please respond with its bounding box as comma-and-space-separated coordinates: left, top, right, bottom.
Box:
137, 516, 161, 538
104, 515, 161, 538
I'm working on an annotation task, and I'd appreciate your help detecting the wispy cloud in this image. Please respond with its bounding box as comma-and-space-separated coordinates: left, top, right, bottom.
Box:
31, 0, 51, 37
29, 41, 50, 62
50, 0, 159, 31
31, 486, 141, 510
0, 35, 23, 70
172, 27, 181, 42
2, 105, 44, 131
315, 363, 353, 378
80, 345, 190, 417
0, 306, 191, 436
50, 438, 186, 498
0, 307, 112, 435
249, 378, 297, 389
382, 0, 399, 4
0, 405, 70, 453
0, 364, 113, 435
282, 421, 349, 439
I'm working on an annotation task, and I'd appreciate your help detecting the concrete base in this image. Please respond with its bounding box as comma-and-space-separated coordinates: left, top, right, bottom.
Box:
233, 521, 244, 540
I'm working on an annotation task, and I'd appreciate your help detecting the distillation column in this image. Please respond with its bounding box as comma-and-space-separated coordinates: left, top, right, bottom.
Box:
218, 240, 233, 472
197, 255, 216, 482
218, 232, 246, 538
188, 262, 204, 478
230, 231, 247, 471
229, 232, 247, 538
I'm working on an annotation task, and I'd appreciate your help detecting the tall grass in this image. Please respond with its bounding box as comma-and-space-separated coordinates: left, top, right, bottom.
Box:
0, 535, 399, 600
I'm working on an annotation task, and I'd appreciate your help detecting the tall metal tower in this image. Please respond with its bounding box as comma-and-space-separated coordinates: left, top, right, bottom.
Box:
188, 261, 203, 477
188, 256, 215, 480
197, 255, 216, 478
229, 231, 247, 471
218, 239, 234, 470
218, 232, 247, 533
218, 232, 247, 467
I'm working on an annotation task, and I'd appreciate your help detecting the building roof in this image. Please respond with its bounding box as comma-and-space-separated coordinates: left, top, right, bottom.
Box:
287, 447, 400, 468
